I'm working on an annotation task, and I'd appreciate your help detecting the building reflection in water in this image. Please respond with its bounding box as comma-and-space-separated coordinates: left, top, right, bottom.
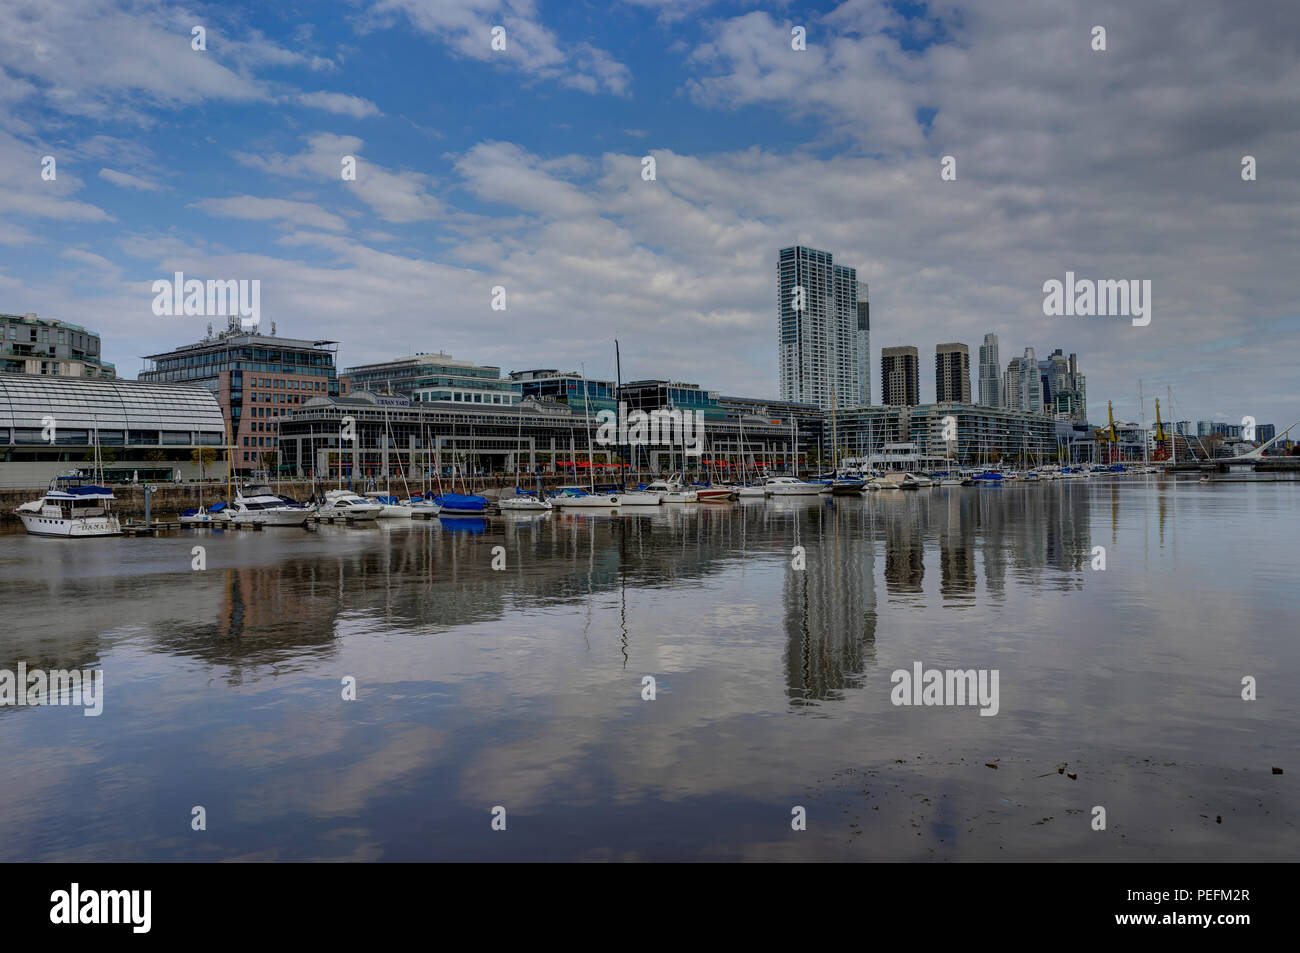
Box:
779, 500, 879, 706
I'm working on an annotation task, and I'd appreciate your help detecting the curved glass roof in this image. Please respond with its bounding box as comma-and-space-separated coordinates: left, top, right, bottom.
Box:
0, 373, 224, 432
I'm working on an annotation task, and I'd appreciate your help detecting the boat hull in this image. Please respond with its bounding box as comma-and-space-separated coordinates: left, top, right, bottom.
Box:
19, 514, 122, 538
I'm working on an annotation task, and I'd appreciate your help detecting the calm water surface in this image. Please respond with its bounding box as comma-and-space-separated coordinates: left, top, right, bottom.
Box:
1, 479, 1296, 861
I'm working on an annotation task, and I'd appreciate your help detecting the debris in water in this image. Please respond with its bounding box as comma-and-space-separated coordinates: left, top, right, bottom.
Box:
985, 762, 998, 769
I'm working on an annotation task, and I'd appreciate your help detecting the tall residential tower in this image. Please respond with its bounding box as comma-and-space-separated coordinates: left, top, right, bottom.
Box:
880, 346, 920, 406
935, 343, 971, 403
978, 333, 1000, 407
777, 245, 866, 411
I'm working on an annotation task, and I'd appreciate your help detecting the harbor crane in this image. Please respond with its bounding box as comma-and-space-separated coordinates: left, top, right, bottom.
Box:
1093, 401, 1119, 463
1152, 398, 1170, 461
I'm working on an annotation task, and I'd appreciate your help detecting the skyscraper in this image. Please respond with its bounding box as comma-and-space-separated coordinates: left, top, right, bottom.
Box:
1003, 347, 1040, 413
978, 333, 1000, 407
880, 346, 920, 406
856, 283, 870, 405
935, 343, 971, 403
777, 245, 866, 411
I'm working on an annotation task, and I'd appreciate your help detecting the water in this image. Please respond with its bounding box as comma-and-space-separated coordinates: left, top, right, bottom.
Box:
1, 479, 1296, 861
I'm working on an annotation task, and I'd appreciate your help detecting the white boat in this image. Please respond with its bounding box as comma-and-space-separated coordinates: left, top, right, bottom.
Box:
498, 493, 553, 512
407, 498, 441, 515
734, 482, 767, 498
16, 484, 123, 538
178, 506, 221, 525
764, 476, 827, 496
617, 489, 663, 505
640, 478, 697, 503
364, 492, 414, 518
318, 489, 383, 521
550, 487, 622, 508
229, 484, 315, 525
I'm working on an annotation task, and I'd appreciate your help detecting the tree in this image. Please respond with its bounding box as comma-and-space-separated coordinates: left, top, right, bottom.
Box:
191, 447, 218, 469
260, 451, 278, 472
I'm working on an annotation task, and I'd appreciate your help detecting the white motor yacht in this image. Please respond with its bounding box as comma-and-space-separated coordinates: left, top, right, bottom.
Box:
318, 489, 383, 521
763, 476, 825, 496
640, 478, 697, 503
16, 484, 123, 538
229, 484, 315, 526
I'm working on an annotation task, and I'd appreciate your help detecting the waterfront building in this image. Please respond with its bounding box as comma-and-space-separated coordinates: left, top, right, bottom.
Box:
343, 353, 521, 406
935, 343, 971, 403
978, 333, 1000, 408
139, 325, 340, 475
837, 403, 1057, 466
508, 369, 617, 416
278, 390, 805, 480
880, 346, 920, 406
777, 245, 866, 411
1, 312, 115, 379
0, 373, 225, 485
1257, 423, 1276, 445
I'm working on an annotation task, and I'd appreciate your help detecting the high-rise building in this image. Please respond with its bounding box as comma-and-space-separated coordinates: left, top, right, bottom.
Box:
856, 283, 871, 405
1, 312, 115, 378
1003, 347, 1040, 414
1036, 349, 1087, 420
1257, 423, 1276, 445
140, 325, 340, 474
880, 346, 920, 406
777, 245, 865, 411
978, 333, 1000, 407
935, 343, 971, 403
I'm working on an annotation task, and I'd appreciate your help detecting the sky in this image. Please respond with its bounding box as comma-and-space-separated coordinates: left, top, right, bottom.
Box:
1, 0, 1297, 431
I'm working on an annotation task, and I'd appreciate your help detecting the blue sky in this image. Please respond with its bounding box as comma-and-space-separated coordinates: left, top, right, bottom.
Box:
2, 0, 1298, 431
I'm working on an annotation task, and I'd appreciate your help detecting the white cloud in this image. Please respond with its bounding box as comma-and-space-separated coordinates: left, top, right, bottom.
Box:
232, 132, 444, 223
189, 195, 350, 232
365, 0, 631, 96
296, 91, 382, 118
98, 167, 164, 191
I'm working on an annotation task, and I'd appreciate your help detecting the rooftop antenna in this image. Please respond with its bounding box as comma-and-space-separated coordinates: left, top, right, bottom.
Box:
271, 321, 276, 336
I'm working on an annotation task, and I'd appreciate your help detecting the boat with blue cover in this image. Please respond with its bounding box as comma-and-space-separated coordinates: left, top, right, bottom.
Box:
15, 484, 123, 538
434, 493, 490, 518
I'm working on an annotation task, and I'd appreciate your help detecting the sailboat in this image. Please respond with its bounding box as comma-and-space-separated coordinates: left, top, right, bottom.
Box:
179, 439, 221, 523
551, 366, 622, 508
499, 402, 553, 511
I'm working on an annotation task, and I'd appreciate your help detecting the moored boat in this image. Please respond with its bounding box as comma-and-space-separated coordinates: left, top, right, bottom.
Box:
16, 484, 123, 538
317, 489, 382, 521
763, 476, 824, 496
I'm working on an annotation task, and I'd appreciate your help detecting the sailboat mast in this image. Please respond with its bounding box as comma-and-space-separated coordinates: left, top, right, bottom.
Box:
581, 363, 594, 492
614, 339, 623, 488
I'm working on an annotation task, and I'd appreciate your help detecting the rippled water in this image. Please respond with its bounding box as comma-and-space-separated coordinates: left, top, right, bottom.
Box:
1, 478, 1296, 861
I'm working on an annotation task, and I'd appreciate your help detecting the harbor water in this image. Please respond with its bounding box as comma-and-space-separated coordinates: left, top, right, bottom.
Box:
1, 478, 1296, 861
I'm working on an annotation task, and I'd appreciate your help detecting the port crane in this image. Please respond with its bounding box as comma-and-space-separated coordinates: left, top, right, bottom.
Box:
1093, 401, 1119, 463
1152, 398, 1170, 461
